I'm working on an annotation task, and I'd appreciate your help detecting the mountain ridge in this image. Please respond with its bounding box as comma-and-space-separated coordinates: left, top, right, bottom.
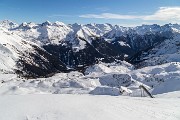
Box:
0, 20, 180, 77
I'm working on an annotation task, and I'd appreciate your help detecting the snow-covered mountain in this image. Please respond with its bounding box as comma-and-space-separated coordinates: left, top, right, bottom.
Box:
133, 34, 180, 68
130, 24, 180, 68
0, 21, 67, 77
0, 20, 180, 77
1, 20, 180, 105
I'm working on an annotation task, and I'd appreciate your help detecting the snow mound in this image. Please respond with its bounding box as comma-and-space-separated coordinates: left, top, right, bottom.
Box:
0, 62, 180, 97
85, 62, 133, 76
131, 62, 180, 95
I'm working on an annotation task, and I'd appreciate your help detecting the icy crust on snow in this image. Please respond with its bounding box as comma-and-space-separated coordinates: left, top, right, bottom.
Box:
0, 62, 180, 97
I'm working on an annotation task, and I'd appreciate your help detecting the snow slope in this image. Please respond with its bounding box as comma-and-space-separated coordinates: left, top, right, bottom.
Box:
1, 20, 180, 75
0, 20, 180, 96
0, 94, 179, 120
0, 29, 36, 73
0, 62, 179, 97
0, 20, 18, 29
131, 62, 180, 95
1, 20, 180, 120
137, 34, 180, 67
0, 62, 180, 120
12, 21, 73, 45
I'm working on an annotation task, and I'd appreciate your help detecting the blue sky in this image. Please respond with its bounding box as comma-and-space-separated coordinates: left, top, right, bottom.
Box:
0, 0, 180, 26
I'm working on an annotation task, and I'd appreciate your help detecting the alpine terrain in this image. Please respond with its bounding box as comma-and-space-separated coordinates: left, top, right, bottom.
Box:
0, 20, 180, 120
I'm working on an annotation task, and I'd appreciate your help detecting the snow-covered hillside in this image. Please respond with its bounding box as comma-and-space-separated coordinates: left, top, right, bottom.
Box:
1, 20, 180, 76
1, 61, 180, 120
0, 20, 180, 97
0, 61, 180, 97
136, 34, 180, 67
1, 19, 180, 120
0, 28, 36, 73
0, 61, 180, 120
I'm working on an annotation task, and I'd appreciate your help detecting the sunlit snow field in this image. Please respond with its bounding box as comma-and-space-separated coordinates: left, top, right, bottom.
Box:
0, 62, 180, 120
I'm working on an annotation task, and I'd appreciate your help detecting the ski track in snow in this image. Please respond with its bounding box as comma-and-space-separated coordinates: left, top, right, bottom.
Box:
0, 94, 180, 120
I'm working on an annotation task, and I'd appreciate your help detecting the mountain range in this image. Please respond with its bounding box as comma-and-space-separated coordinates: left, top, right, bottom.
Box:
0, 20, 180, 78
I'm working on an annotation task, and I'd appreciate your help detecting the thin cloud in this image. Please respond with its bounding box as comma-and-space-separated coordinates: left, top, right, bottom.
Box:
80, 13, 142, 19
80, 7, 180, 22
143, 7, 180, 21
48, 14, 75, 18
